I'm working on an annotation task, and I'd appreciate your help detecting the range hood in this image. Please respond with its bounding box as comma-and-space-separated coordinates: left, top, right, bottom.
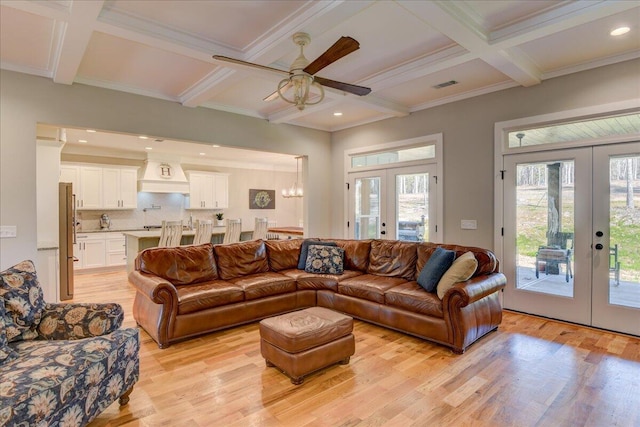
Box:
138, 157, 190, 194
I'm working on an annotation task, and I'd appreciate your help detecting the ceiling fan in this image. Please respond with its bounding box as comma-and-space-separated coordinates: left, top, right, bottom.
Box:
213, 32, 371, 111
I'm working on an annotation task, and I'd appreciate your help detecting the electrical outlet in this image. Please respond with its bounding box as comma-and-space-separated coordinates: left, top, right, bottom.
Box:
461, 220, 477, 230
0, 225, 17, 238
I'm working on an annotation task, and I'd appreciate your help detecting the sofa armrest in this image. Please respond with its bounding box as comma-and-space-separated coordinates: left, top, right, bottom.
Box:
128, 270, 178, 304
37, 302, 124, 340
129, 271, 179, 348
443, 272, 507, 353
445, 273, 506, 307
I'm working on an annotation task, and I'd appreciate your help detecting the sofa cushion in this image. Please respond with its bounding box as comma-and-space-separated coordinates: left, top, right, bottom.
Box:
0, 299, 18, 363
437, 251, 478, 299
333, 239, 372, 272
1, 328, 139, 426
137, 243, 217, 285
215, 240, 270, 280
417, 247, 455, 293
0, 260, 46, 343
176, 281, 245, 315
296, 270, 363, 292
298, 239, 337, 269
265, 239, 304, 271
305, 245, 345, 275
384, 282, 444, 318
338, 274, 408, 304
367, 240, 417, 280
228, 272, 296, 300
416, 243, 498, 277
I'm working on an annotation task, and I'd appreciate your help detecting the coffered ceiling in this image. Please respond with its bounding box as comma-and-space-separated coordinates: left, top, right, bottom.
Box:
1, 0, 639, 132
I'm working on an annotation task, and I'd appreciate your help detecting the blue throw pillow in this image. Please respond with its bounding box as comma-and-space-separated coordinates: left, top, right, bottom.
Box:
417, 247, 456, 293
298, 239, 337, 269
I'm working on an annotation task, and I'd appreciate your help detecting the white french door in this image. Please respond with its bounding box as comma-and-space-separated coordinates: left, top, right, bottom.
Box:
503, 142, 640, 336
348, 164, 438, 242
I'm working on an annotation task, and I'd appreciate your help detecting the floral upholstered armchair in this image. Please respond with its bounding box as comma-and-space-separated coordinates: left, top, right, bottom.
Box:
0, 260, 139, 426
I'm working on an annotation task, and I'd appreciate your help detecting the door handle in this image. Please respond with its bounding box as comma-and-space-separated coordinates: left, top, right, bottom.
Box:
380, 230, 386, 235
595, 243, 604, 250
595, 231, 604, 237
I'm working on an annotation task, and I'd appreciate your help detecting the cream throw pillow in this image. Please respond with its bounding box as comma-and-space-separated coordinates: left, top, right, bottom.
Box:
436, 251, 478, 299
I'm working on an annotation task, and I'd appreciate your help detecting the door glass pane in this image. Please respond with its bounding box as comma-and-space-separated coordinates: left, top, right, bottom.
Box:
609, 155, 640, 308
354, 177, 380, 239
516, 161, 575, 296
396, 173, 428, 242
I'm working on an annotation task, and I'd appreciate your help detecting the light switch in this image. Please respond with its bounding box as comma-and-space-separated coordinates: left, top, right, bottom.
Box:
0, 225, 17, 238
461, 220, 477, 230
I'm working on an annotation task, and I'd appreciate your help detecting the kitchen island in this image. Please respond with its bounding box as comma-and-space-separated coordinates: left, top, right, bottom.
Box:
123, 227, 253, 273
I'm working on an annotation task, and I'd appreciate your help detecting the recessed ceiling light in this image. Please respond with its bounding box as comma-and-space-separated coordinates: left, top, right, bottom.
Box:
78, 139, 87, 143
199, 152, 206, 156
86, 129, 96, 133
138, 135, 149, 140
610, 26, 630, 36
333, 112, 343, 116
212, 144, 220, 148
145, 146, 153, 150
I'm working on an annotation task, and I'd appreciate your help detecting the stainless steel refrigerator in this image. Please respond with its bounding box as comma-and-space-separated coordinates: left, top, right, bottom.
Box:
59, 182, 75, 300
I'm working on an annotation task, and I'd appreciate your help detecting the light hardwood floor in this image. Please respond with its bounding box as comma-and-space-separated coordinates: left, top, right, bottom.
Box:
72, 270, 640, 427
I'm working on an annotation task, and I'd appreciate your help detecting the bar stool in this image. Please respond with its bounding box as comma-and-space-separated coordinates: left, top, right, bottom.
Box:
158, 220, 183, 247
223, 219, 242, 244
253, 217, 268, 240
192, 219, 213, 245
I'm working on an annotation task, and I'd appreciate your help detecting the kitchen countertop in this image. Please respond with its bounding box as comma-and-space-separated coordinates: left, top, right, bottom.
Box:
122, 227, 229, 238
78, 228, 150, 233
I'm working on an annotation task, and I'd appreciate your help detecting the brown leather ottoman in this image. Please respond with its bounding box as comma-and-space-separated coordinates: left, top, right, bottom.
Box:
259, 307, 355, 385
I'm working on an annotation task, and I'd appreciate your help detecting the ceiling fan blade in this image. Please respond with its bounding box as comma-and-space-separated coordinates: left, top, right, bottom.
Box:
263, 80, 292, 102
303, 36, 360, 76
212, 55, 289, 78
314, 76, 371, 96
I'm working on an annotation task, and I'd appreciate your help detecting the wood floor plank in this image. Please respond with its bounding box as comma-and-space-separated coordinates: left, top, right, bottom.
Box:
69, 269, 640, 427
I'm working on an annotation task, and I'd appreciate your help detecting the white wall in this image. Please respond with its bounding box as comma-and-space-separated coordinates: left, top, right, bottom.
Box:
331, 59, 640, 250
0, 70, 331, 270
36, 141, 63, 245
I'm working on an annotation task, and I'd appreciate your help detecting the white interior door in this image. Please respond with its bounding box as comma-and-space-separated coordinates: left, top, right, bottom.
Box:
348, 165, 437, 242
592, 143, 640, 336
503, 143, 640, 335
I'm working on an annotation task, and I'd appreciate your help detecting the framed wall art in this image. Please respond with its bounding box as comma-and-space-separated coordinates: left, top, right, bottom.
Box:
249, 189, 275, 209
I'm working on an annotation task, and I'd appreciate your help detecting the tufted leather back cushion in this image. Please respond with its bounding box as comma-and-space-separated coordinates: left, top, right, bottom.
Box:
367, 240, 417, 280
214, 240, 269, 280
332, 239, 372, 272
264, 239, 304, 271
137, 243, 217, 285
415, 243, 498, 278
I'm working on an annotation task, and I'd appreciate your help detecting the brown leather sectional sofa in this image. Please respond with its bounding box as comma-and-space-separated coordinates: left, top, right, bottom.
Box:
129, 238, 506, 353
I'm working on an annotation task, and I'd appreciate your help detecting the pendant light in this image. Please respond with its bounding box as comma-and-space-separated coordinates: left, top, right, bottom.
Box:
282, 156, 303, 198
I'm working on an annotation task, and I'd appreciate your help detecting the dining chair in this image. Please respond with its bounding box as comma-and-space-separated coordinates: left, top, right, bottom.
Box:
253, 217, 269, 240
266, 220, 279, 240
192, 219, 214, 245
158, 220, 183, 247
223, 219, 242, 244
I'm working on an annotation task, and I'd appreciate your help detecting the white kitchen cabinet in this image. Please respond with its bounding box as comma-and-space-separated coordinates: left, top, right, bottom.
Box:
186, 171, 229, 209
214, 173, 229, 209
61, 163, 137, 210
105, 233, 127, 266
74, 233, 107, 270
103, 167, 138, 209
74, 232, 126, 270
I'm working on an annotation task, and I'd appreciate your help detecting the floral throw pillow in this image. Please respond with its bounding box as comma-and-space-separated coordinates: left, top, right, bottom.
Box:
0, 299, 18, 363
305, 245, 345, 275
0, 260, 46, 342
